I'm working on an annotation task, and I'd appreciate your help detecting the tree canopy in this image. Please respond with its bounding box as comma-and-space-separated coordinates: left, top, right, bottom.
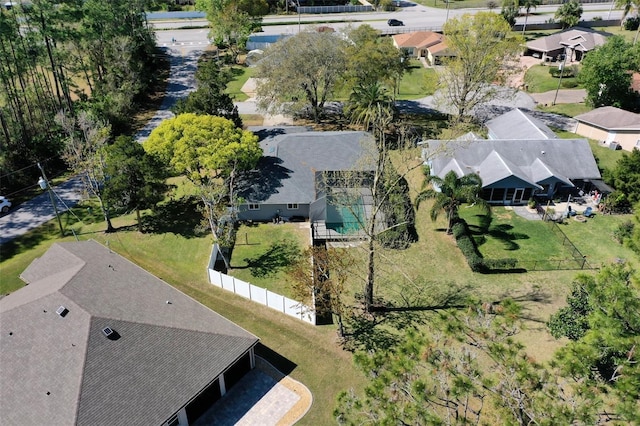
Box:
555, 0, 583, 28
255, 30, 348, 122
416, 169, 489, 234
550, 264, 640, 423
172, 58, 241, 128
104, 136, 168, 232
195, 0, 268, 60
438, 12, 524, 121
579, 36, 640, 111
143, 114, 260, 240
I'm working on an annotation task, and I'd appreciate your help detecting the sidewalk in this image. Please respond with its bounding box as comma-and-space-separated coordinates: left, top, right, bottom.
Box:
530, 89, 587, 106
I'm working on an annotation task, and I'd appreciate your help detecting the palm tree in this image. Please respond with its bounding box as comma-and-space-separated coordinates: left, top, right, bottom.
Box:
345, 81, 395, 135
416, 169, 489, 234
616, 0, 639, 27
521, 0, 541, 34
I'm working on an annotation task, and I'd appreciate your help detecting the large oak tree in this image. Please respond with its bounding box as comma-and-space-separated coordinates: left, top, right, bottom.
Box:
437, 12, 523, 122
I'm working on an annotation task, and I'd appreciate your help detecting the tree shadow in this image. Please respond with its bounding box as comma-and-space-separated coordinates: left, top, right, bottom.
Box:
242, 239, 300, 278
140, 196, 203, 237
342, 283, 472, 352
236, 157, 291, 203
468, 214, 530, 251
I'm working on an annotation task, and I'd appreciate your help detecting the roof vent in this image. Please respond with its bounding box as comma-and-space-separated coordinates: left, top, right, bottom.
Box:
56, 306, 69, 317
541, 150, 545, 155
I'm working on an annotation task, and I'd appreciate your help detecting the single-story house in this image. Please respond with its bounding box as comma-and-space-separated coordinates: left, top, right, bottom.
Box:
392, 31, 451, 64
574, 106, 640, 152
237, 129, 376, 228
0, 240, 259, 426
421, 138, 601, 204
485, 108, 557, 140
525, 27, 610, 62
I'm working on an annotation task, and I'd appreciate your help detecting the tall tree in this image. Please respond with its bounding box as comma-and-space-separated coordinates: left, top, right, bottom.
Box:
437, 12, 524, 122
550, 264, 640, 423
611, 147, 640, 205
103, 136, 168, 232
521, 0, 541, 34
172, 58, 241, 127
143, 114, 261, 242
57, 110, 115, 232
555, 0, 583, 28
343, 25, 408, 101
195, 0, 268, 61
255, 30, 348, 122
416, 169, 489, 234
579, 36, 640, 111
336, 301, 599, 425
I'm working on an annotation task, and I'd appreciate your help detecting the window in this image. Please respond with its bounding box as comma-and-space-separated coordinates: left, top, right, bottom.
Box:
248, 204, 260, 210
287, 203, 298, 210
636, 139, 640, 147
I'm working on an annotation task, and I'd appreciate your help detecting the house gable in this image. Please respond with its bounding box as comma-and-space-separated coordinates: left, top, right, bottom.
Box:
0, 241, 259, 426
486, 109, 557, 140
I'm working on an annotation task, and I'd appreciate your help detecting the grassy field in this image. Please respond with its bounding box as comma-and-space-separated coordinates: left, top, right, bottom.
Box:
228, 222, 310, 295
524, 64, 582, 93
537, 103, 591, 117
398, 62, 437, 99
226, 65, 254, 102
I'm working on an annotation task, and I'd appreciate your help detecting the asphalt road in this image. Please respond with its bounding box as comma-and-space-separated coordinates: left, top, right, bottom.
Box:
0, 176, 84, 245
149, 3, 624, 34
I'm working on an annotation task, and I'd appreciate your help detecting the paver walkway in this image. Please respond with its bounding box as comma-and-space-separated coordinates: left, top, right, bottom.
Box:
193, 357, 312, 426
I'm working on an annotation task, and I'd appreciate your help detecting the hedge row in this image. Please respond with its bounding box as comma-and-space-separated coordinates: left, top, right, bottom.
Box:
452, 219, 517, 273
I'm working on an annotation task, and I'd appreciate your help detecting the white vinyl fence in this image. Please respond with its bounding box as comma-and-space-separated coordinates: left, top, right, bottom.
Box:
208, 245, 316, 324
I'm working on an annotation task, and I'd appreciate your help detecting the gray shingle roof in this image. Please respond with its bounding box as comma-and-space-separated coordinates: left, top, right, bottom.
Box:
423, 139, 601, 188
0, 241, 258, 426
486, 108, 557, 140
526, 27, 610, 53
239, 131, 376, 204
575, 106, 640, 130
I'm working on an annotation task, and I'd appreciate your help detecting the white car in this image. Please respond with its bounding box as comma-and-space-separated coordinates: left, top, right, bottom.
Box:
0, 196, 11, 213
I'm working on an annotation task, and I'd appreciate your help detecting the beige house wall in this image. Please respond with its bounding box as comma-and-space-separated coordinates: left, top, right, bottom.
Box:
575, 123, 640, 152
615, 132, 640, 151
574, 122, 609, 142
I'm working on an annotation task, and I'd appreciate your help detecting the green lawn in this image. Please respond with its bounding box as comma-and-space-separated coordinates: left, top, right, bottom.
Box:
228, 222, 310, 296
398, 63, 437, 99
459, 206, 567, 261
524, 64, 582, 93
536, 103, 591, 118
226, 65, 254, 102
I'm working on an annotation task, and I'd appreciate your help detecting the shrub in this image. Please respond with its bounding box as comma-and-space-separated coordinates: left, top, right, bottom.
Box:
625, 16, 640, 31
613, 221, 634, 244
562, 80, 579, 88
528, 198, 536, 209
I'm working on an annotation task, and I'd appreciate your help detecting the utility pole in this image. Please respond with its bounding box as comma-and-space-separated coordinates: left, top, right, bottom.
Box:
37, 162, 64, 236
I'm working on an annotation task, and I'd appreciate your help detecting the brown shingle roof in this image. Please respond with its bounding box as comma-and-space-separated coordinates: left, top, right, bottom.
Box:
393, 31, 443, 49
526, 27, 610, 53
0, 241, 259, 426
575, 106, 640, 130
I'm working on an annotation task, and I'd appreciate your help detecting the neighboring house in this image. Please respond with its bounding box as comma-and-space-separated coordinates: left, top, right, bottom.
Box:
525, 27, 610, 62
574, 106, 640, 152
0, 240, 259, 426
422, 138, 601, 204
392, 31, 451, 65
237, 129, 376, 235
485, 108, 557, 140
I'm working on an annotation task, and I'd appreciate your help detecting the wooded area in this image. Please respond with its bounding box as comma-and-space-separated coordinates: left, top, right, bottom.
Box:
0, 0, 158, 196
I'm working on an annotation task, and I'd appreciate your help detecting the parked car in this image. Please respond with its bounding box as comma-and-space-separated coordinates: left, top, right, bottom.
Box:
387, 19, 404, 26
0, 196, 11, 213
